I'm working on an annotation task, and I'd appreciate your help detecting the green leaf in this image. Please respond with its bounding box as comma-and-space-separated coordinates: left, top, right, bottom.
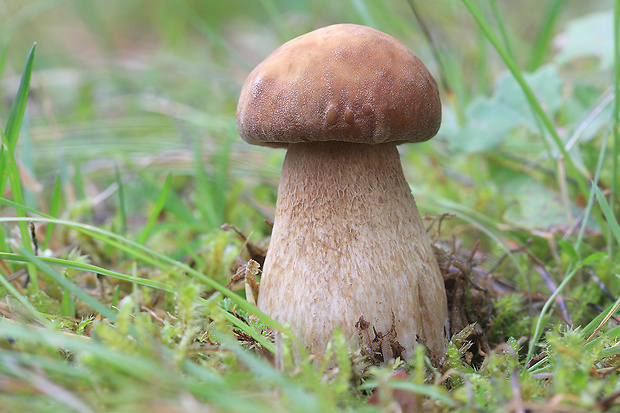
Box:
451, 65, 563, 154
501, 178, 593, 231
558, 240, 579, 263
495, 65, 564, 130
461, 0, 592, 228
581, 251, 607, 265
451, 98, 522, 153
555, 10, 615, 70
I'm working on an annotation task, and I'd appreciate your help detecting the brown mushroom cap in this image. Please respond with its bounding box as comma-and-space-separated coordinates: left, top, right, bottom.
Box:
237, 23, 441, 147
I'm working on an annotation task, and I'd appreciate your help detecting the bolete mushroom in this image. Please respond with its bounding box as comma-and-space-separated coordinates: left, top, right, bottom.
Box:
236, 23, 448, 362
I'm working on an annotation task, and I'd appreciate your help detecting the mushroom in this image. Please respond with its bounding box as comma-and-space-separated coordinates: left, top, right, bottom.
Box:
236, 23, 448, 362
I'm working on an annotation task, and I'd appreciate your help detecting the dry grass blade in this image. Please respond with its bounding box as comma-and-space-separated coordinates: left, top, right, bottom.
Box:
585, 296, 620, 344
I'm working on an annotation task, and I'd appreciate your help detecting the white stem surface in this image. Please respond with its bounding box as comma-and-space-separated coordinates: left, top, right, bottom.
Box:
258, 142, 447, 361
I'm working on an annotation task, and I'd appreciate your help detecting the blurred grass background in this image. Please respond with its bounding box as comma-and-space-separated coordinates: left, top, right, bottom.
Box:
1, 0, 619, 411
0, 0, 615, 232
2, 0, 617, 295
0, 0, 615, 231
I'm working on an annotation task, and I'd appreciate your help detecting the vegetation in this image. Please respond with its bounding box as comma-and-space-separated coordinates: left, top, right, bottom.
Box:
1, 0, 619, 411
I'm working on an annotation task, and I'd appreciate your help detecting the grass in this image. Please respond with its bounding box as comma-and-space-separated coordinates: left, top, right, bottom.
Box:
1, 0, 619, 411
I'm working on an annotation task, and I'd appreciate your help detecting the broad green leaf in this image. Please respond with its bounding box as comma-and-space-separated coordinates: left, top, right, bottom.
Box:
501, 178, 591, 231
555, 10, 614, 70
452, 65, 564, 153
450, 98, 521, 153
558, 240, 579, 263
581, 251, 607, 265
495, 65, 564, 130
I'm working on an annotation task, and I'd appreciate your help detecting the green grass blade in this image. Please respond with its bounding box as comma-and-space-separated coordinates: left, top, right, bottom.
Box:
583, 297, 620, 345
611, 0, 620, 259
358, 380, 457, 408
0, 221, 9, 255
573, 119, 611, 252
0, 208, 293, 339
428, 195, 530, 285
527, 166, 612, 361
73, 161, 87, 202
0, 321, 277, 411
137, 172, 172, 245
350, 0, 378, 27
595, 185, 620, 249
0, 0, 69, 42
488, 0, 514, 61
165, 0, 249, 68
526, 114, 612, 361
13, 245, 117, 321
528, 0, 563, 70
60, 285, 76, 317
0, 43, 35, 197
257, 0, 289, 41
600, 343, 620, 358
0, 148, 5, 198
219, 309, 275, 354
0, 39, 7, 85
137, 171, 208, 230
460, 0, 590, 202
114, 164, 126, 236
192, 137, 231, 229
3, 148, 39, 288
0, 320, 223, 386
0, 271, 49, 325
193, 145, 218, 228
216, 332, 285, 385
3, 43, 35, 152
528, 263, 579, 361
42, 174, 62, 251
5, 149, 29, 217
1, 44, 38, 288
111, 285, 121, 308
0, 252, 174, 292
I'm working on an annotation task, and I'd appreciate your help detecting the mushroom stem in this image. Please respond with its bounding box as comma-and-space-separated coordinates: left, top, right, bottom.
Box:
258, 141, 447, 361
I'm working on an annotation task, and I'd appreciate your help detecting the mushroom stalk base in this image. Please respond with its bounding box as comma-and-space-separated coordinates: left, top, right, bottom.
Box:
258, 142, 447, 362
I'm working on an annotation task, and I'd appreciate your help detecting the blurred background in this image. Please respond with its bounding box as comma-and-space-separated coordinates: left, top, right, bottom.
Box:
0, 0, 617, 296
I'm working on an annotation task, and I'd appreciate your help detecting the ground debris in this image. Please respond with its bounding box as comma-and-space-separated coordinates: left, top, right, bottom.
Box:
221, 223, 267, 267
228, 310, 274, 363
433, 238, 493, 366
355, 312, 405, 365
